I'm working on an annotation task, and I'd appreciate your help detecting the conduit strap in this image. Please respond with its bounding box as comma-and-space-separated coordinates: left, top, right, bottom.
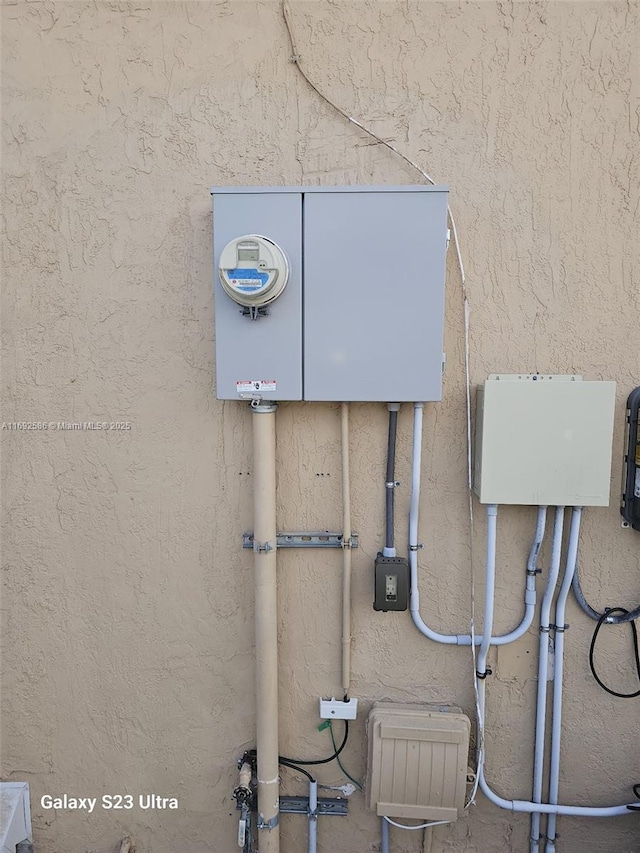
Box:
257, 815, 279, 830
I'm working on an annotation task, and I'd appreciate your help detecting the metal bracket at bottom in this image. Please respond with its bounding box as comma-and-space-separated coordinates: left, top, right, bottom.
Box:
279, 796, 348, 816
257, 814, 279, 830
243, 532, 359, 550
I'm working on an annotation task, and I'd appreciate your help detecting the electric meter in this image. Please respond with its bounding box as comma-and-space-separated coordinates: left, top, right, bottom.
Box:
219, 234, 289, 308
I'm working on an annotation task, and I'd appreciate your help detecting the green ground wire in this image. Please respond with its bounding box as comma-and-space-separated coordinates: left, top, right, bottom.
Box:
326, 719, 363, 791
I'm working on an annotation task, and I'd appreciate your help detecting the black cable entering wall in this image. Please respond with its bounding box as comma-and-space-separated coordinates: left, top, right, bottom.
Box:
572, 567, 640, 624
278, 759, 316, 783
589, 607, 640, 699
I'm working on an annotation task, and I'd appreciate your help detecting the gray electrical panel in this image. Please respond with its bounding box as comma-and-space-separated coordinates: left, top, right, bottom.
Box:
211, 186, 448, 402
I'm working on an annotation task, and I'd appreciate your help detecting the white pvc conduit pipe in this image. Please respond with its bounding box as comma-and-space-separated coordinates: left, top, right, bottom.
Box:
251, 402, 280, 853
479, 768, 634, 818
475, 504, 636, 820
545, 507, 583, 853
340, 402, 352, 696
308, 780, 318, 853
476, 504, 498, 679
530, 506, 565, 851
409, 403, 546, 646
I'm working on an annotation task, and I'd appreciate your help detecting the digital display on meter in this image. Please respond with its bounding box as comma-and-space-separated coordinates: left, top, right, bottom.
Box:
237, 243, 260, 263
219, 234, 289, 309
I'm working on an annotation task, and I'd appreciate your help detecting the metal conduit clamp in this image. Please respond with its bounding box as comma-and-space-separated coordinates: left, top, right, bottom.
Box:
476, 667, 492, 679
257, 814, 279, 831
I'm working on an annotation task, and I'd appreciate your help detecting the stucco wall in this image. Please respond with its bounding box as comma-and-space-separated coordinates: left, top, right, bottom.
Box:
2, 1, 638, 852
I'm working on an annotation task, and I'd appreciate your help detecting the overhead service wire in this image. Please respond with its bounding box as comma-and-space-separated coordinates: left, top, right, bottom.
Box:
281, 0, 466, 288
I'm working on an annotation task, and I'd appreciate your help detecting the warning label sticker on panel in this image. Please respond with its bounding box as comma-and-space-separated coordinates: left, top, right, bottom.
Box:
236, 380, 277, 395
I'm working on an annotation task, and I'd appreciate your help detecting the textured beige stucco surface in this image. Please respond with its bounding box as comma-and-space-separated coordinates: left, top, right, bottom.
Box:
1, 1, 639, 851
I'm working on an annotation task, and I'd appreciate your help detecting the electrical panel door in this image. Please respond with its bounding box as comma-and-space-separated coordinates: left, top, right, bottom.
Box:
303, 189, 448, 402
212, 191, 303, 401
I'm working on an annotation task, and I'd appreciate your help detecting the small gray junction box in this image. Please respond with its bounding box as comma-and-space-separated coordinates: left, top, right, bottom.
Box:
211, 186, 449, 402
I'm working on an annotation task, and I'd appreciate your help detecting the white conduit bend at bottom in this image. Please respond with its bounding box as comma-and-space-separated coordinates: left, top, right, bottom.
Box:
475, 505, 636, 822
409, 402, 547, 647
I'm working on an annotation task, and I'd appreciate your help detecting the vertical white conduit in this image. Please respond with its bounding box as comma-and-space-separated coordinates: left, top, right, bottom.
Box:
476, 505, 499, 686
531, 506, 565, 853
381, 815, 390, 853
251, 401, 280, 853
476, 504, 634, 819
341, 402, 352, 696
308, 779, 318, 853
545, 507, 583, 852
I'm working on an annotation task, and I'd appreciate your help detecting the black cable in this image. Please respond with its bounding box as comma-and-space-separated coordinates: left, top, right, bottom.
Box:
278, 759, 316, 783
572, 567, 640, 624
279, 720, 349, 766
385, 407, 398, 551
589, 607, 640, 698
246, 721, 348, 786
628, 783, 640, 811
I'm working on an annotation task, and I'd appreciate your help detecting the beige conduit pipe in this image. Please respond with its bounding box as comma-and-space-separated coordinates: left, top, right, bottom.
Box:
251, 401, 280, 853
340, 402, 352, 696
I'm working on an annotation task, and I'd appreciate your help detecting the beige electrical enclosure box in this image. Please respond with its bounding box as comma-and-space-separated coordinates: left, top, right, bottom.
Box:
473, 375, 616, 506
366, 703, 471, 821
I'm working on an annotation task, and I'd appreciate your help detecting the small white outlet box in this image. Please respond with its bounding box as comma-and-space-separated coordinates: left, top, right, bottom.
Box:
319, 697, 358, 720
